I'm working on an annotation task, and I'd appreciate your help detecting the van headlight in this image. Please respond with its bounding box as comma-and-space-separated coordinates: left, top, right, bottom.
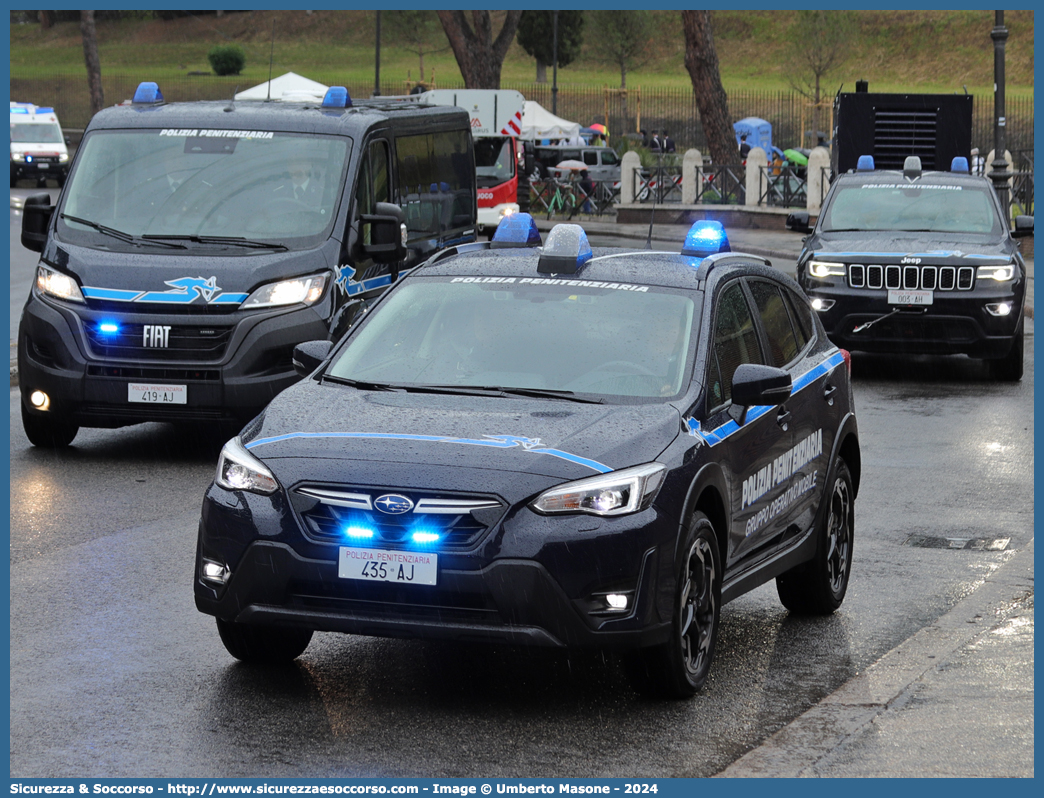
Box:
241, 273, 328, 309
12, 153, 26, 163
36, 264, 85, 303
976, 263, 1016, 282
58, 153, 69, 163
215, 437, 279, 494
531, 463, 666, 517
808, 260, 847, 278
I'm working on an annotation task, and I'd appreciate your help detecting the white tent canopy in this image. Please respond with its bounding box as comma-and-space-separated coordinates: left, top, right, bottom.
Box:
234, 72, 329, 101
519, 101, 581, 141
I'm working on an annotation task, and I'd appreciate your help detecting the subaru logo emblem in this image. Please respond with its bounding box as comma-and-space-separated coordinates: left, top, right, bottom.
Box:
374, 494, 414, 515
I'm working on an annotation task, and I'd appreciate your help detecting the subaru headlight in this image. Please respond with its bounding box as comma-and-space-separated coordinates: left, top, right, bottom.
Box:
531, 463, 666, 517
36, 264, 85, 303
241, 273, 328, 310
808, 260, 847, 278
215, 437, 278, 495
976, 263, 1016, 282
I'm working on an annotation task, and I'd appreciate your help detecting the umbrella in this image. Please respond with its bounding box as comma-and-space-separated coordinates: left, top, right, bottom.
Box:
783, 148, 808, 166
590, 123, 608, 135
555, 159, 588, 171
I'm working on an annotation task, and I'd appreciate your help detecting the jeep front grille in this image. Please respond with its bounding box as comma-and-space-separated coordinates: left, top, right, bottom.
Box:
848, 264, 974, 291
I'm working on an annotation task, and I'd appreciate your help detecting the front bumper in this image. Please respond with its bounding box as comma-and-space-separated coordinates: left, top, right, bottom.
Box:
805, 280, 1024, 357
18, 292, 330, 427
11, 158, 68, 182
194, 484, 676, 649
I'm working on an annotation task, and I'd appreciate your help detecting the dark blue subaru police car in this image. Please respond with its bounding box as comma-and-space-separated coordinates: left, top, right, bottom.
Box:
195, 217, 860, 697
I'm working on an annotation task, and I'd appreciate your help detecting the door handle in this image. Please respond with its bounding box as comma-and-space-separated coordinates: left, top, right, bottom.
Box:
776, 406, 791, 430
823, 383, 838, 405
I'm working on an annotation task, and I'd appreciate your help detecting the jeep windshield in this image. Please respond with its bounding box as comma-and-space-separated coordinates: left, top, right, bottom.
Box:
327, 277, 698, 401
821, 182, 1003, 235
58, 129, 350, 251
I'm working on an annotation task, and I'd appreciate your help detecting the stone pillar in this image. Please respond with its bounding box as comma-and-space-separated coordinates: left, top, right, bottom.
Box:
744, 147, 768, 207
682, 148, 703, 204
806, 146, 831, 212
620, 151, 641, 203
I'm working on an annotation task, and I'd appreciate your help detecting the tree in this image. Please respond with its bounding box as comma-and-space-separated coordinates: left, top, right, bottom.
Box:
681, 11, 736, 167
785, 11, 857, 141
516, 11, 584, 84
383, 10, 449, 85
436, 11, 522, 89
80, 10, 104, 119
586, 11, 654, 129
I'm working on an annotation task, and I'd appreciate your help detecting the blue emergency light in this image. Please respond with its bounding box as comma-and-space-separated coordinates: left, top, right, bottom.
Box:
681, 220, 730, 259
98, 322, 120, 335
491, 212, 542, 248
37, 107, 54, 114
951, 157, 970, 173
322, 87, 351, 108
856, 155, 875, 171
10, 106, 29, 114
537, 224, 592, 274
132, 82, 164, 104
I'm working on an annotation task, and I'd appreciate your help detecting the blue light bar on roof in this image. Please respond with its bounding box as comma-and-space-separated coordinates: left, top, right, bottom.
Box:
537, 224, 592, 274
132, 82, 164, 104
492, 212, 542, 248
10, 107, 29, 114
36, 107, 54, 113
681, 220, 730, 258
322, 87, 351, 108
857, 155, 875, 171
951, 157, 970, 173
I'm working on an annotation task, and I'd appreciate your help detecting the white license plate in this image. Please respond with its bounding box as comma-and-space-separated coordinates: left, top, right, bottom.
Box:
37, 163, 49, 169
338, 547, 438, 585
888, 289, 933, 306
128, 383, 187, 404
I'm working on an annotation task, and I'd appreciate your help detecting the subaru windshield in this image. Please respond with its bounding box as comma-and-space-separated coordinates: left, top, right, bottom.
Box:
821, 183, 1002, 235
58, 129, 350, 251
327, 277, 698, 400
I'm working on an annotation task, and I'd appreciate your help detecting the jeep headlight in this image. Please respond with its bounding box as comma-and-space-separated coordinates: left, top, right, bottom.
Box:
531, 463, 666, 517
241, 273, 328, 309
215, 437, 278, 495
36, 264, 85, 303
976, 263, 1016, 281
808, 260, 847, 278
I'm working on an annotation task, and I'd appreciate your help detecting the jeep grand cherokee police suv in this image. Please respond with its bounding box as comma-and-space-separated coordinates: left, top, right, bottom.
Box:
194, 216, 860, 698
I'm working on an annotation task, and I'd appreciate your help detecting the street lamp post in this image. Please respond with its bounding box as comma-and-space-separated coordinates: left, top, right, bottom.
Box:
990, 10, 1010, 221
552, 11, 559, 115
374, 11, 381, 97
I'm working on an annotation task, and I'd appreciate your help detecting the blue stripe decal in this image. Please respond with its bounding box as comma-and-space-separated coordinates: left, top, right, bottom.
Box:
136, 291, 199, 303
343, 267, 417, 297
686, 351, 845, 446
245, 431, 612, 474
82, 287, 142, 302
211, 293, 248, 304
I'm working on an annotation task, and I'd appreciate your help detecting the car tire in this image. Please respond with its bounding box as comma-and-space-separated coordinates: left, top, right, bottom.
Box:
215, 618, 313, 664
776, 457, 854, 615
988, 326, 1024, 382
21, 402, 79, 448
626, 512, 721, 698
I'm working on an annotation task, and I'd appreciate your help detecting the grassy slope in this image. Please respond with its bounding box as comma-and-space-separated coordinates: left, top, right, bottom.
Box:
9, 9, 1034, 97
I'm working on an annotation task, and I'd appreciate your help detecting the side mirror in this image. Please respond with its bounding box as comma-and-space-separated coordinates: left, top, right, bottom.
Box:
292, 340, 333, 378
731, 363, 793, 425
21, 193, 54, 252
1012, 215, 1034, 238
64, 136, 71, 145
785, 211, 811, 234
361, 201, 407, 264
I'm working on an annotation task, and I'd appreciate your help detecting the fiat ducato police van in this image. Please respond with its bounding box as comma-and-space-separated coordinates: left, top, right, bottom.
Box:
18, 82, 477, 447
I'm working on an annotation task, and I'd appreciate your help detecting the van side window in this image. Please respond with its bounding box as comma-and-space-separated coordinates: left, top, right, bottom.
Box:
600, 149, 619, 165
396, 130, 473, 239
583, 151, 598, 166
355, 140, 390, 246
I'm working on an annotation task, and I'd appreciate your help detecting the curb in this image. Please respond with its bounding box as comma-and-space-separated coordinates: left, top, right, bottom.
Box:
714, 539, 1034, 777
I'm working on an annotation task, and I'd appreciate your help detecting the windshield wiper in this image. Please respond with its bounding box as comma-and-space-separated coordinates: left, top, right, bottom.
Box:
142, 234, 288, 250
497, 386, 605, 404
60, 214, 186, 249
405, 384, 604, 403
321, 375, 400, 391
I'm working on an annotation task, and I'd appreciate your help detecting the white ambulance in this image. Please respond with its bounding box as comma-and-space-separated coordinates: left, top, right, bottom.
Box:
10, 101, 70, 187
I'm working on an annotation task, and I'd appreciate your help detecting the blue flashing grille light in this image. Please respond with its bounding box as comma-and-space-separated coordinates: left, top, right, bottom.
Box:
856, 155, 875, 172
132, 82, 164, 104
411, 531, 441, 545
537, 223, 592, 274
322, 87, 351, 108
344, 526, 374, 540
681, 220, 730, 258
492, 212, 542, 248
951, 157, 970, 173
98, 322, 120, 335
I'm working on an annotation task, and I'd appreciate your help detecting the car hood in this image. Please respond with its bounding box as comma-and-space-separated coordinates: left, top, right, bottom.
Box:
242, 380, 683, 499
806, 231, 1016, 265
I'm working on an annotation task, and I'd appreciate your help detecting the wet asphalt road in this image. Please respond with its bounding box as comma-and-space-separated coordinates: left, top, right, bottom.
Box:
8, 203, 1035, 778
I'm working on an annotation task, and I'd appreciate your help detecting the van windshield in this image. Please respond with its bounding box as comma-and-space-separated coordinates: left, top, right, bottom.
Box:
59, 129, 350, 249
474, 137, 515, 187
11, 122, 64, 144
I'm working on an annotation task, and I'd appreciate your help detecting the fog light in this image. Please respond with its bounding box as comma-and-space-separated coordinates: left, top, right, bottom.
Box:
985, 302, 1012, 317
810, 298, 835, 312
30, 390, 50, 410
605, 594, 629, 610
201, 559, 231, 585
